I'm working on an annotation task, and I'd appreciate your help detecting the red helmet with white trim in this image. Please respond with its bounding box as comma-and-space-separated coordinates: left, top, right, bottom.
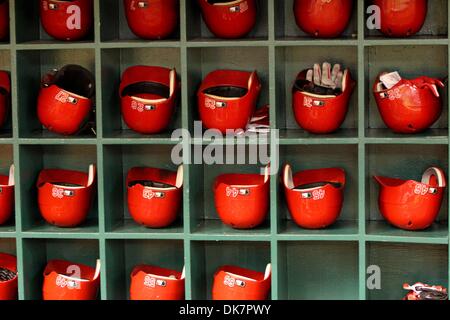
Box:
283, 165, 345, 229
214, 166, 269, 229
0, 0, 9, 41
123, 0, 179, 40
373, 72, 444, 134
0, 71, 9, 129
198, 70, 261, 133
130, 265, 185, 300
127, 166, 183, 228
43, 259, 100, 300
37, 165, 96, 228
294, 0, 353, 38
198, 0, 257, 39
40, 0, 93, 41
374, 0, 427, 37
212, 263, 271, 300
120, 66, 179, 134
0, 165, 14, 226
292, 63, 355, 134
37, 65, 95, 136
0, 253, 17, 300
374, 167, 446, 231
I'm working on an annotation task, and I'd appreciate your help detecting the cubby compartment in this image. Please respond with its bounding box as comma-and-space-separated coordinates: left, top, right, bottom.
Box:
275, 46, 358, 141
278, 144, 359, 236
189, 144, 270, 235
364, 0, 448, 39
0, 50, 11, 138
365, 46, 448, 139
100, 0, 180, 42
274, 0, 358, 40
14, 0, 95, 44
103, 144, 183, 234
366, 242, 448, 300
101, 47, 182, 139
104, 239, 184, 300
186, 0, 268, 41
16, 49, 96, 139
15, 48, 97, 137
186, 46, 269, 134
190, 240, 271, 300
21, 238, 99, 300
0, 144, 14, 232
278, 241, 359, 300
366, 144, 448, 239
18, 144, 98, 233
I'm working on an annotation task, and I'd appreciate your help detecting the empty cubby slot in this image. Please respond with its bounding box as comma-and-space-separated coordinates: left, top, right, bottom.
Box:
278, 144, 359, 235
15, 0, 95, 43
365, 45, 448, 138
16, 49, 96, 138
100, 0, 180, 42
0, 50, 11, 137
364, 0, 448, 39
186, 46, 269, 134
275, 46, 358, 140
278, 241, 359, 300
274, 0, 357, 40
21, 238, 100, 300
18, 144, 98, 232
101, 47, 182, 139
189, 144, 270, 235
104, 239, 184, 300
186, 0, 268, 41
367, 242, 448, 300
366, 144, 448, 238
0, 144, 14, 232
190, 240, 271, 300
103, 144, 183, 234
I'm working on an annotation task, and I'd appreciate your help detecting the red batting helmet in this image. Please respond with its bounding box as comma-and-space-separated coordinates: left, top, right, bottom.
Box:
43, 259, 100, 300
373, 73, 444, 134
198, 69, 261, 133
120, 66, 179, 134
127, 166, 183, 228
37, 65, 95, 136
0, 165, 14, 226
212, 263, 271, 300
130, 265, 185, 300
374, 0, 428, 37
0, 253, 17, 300
214, 166, 269, 229
283, 164, 345, 229
37, 165, 96, 228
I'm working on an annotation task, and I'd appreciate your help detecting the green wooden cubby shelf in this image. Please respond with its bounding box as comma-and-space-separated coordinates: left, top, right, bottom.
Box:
0, 0, 449, 300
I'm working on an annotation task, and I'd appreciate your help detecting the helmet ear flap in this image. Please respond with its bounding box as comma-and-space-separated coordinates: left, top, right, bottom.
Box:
422, 167, 446, 188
